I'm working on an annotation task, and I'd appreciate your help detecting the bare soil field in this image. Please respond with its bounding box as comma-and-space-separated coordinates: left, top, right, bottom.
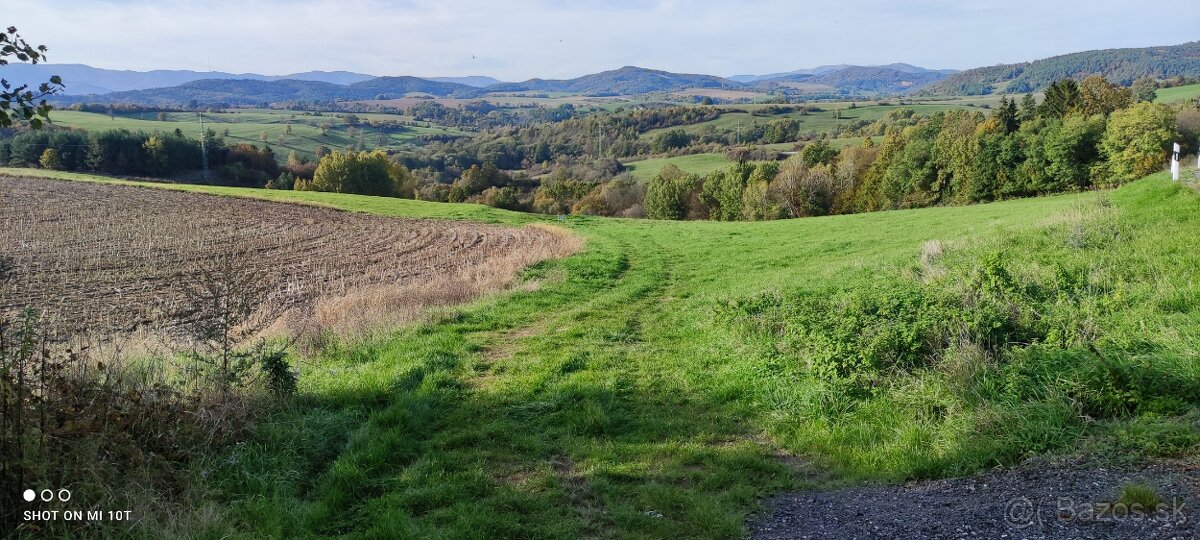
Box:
0, 176, 578, 339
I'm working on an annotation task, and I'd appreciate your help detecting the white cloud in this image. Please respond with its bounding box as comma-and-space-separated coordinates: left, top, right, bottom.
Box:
10, 0, 1198, 79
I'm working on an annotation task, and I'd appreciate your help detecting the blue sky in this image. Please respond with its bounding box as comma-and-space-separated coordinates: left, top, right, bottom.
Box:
12, 0, 1199, 80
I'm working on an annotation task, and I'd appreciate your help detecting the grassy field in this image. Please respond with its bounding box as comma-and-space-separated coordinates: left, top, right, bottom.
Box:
1155, 83, 1200, 104
46, 109, 469, 159
5, 167, 1198, 538
623, 153, 733, 181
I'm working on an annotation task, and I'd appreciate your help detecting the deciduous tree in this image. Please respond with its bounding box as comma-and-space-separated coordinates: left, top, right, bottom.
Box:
1101, 102, 1178, 182
0, 26, 63, 128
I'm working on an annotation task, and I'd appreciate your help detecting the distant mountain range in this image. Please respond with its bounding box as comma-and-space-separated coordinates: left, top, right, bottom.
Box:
749, 66, 956, 95
424, 76, 506, 88
731, 63, 958, 83
59, 77, 486, 107
15, 41, 1200, 107
3, 64, 377, 95
920, 41, 1200, 95
486, 66, 742, 95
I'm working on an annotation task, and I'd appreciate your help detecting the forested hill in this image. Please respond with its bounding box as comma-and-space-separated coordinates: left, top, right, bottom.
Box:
52, 76, 483, 107
3, 63, 376, 95
485, 66, 744, 94
923, 41, 1200, 95
758, 66, 951, 94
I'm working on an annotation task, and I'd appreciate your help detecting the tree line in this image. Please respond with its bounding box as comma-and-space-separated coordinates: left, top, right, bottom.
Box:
0, 127, 290, 185
639, 77, 1190, 220
4, 76, 1195, 223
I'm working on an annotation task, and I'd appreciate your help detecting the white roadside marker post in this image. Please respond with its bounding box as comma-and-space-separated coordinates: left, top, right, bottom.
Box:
1171, 143, 1180, 181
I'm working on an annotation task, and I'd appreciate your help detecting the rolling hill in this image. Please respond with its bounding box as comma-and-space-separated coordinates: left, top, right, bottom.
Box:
732, 63, 957, 83
50, 76, 483, 107
4, 63, 377, 95
425, 75, 506, 87
759, 66, 952, 94
922, 41, 1200, 95
486, 66, 744, 94
28, 41, 1200, 106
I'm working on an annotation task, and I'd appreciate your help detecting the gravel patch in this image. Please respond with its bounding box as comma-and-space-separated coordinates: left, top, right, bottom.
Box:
751, 459, 1199, 540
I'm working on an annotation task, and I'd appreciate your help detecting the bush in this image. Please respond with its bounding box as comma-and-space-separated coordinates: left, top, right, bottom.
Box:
38, 147, 63, 170
259, 350, 298, 399
533, 177, 592, 214
644, 164, 700, 220
479, 186, 526, 211
307, 150, 413, 197
0, 307, 250, 535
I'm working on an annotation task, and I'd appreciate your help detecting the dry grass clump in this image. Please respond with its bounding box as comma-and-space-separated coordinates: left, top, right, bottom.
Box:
280, 224, 581, 343
0, 308, 257, 537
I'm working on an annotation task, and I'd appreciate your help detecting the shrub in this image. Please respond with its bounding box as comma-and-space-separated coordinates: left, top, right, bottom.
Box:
479, 186, 525, 211
644, 164, 700, 220
0, 307, 250, 535
37, 147, 62, 170
769, 159, 837, 217
531, 177, 590, 214
308, 150, 413, 197
259, 350, 298, 399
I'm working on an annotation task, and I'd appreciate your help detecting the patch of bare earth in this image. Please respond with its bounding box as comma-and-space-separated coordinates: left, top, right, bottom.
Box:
0, 176, 581, 341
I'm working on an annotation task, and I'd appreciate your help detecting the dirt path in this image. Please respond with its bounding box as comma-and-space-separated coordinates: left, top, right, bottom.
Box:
751, 459, 1199, 540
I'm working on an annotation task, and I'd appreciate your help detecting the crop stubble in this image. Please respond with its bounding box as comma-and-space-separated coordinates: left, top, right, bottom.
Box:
0, 176, 577, 339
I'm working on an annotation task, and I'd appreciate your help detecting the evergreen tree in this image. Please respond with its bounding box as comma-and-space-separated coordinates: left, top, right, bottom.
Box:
1019, 93, 1039, 123
1040, 79, 1081, 118
995, 96, 1020, 133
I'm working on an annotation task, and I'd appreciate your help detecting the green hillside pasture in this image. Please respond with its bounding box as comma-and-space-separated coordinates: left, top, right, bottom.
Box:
8, 167, 1198, 539
47, 109, 469, 159
623, 153, 732, 181
1155, 83, 1200, 104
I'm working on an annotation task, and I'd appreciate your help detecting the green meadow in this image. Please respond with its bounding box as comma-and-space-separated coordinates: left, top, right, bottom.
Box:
5, 167, 1198, 539
623, 153, 733, 182
1155, 83, 1200, 104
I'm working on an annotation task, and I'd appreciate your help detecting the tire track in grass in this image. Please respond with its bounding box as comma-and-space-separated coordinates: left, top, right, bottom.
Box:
231, 228, 636, 537
223, 223, 791, 539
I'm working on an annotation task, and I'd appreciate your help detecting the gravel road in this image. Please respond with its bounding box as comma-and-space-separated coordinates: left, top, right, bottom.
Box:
750, 459, 1199, 540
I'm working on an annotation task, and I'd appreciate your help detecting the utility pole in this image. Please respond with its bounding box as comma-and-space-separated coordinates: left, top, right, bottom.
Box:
199, 112, 210, 181
595, 122, 603, 158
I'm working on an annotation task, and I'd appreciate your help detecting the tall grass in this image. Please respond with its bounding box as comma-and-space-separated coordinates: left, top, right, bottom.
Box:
726, 181, 1200, 480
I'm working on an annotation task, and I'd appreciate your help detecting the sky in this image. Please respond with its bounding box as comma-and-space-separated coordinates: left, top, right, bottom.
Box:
11, 0, 1199, 80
